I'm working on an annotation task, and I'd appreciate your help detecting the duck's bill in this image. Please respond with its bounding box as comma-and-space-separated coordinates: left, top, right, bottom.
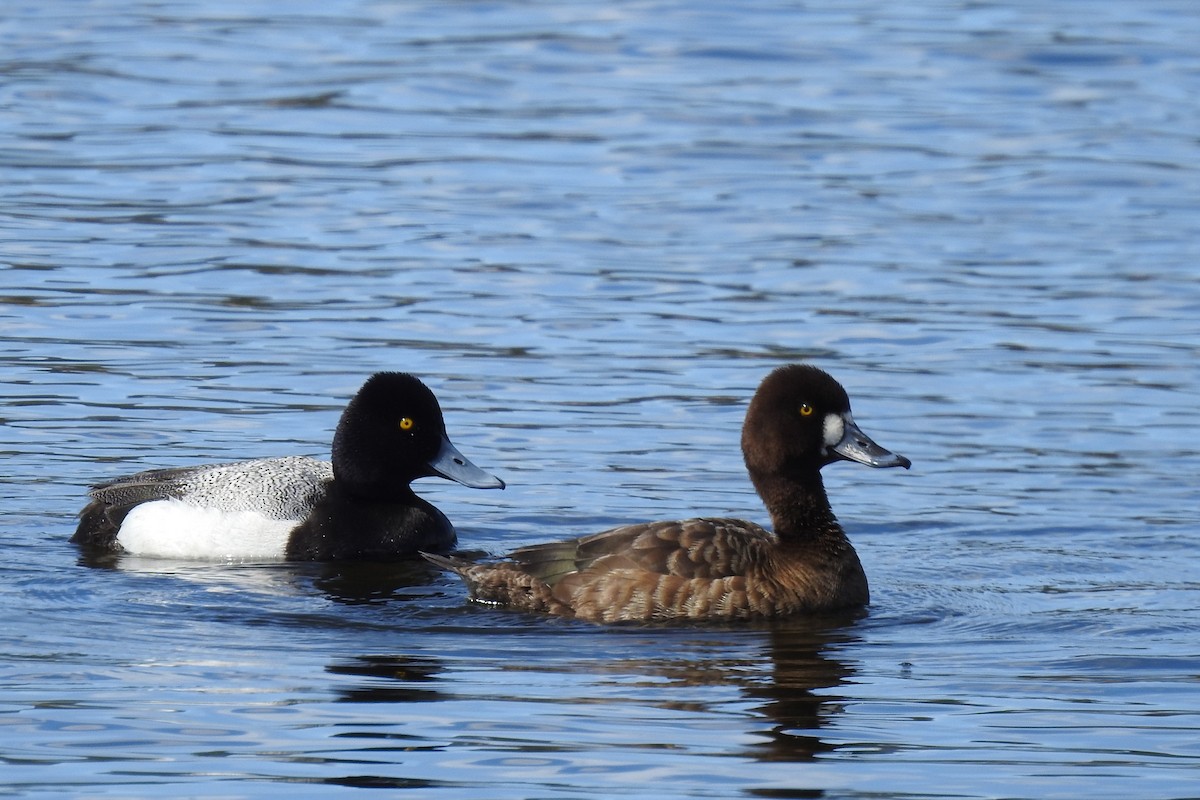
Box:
831, 417, 912, 470
428, 436, 506, 489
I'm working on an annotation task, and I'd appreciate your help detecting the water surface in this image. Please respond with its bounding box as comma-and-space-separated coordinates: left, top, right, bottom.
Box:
2, 1, 1199, 797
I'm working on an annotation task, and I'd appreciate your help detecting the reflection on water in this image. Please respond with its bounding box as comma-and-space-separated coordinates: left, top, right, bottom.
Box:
330, 654, 447, 704
75, 550, 452, 607
3, 0, 1199, 797
318, 614, 866, 791
311, 561, 451, 606
749, 622, 861, 762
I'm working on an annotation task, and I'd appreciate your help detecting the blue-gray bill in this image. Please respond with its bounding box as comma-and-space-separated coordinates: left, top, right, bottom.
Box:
429, 436, 506, 488
831, 416, 912, 470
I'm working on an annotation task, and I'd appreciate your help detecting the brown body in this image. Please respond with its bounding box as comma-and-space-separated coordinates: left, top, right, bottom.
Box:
427, 516, 867, 622
426, 364, 909, 623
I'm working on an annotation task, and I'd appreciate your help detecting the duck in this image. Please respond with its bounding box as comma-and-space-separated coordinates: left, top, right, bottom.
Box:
424, 364, 909, 622
73, 372, 504, 561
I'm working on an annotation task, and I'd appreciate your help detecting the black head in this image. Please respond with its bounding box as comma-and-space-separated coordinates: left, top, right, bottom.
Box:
331, 372, 504, 497
742, 364, 910, 478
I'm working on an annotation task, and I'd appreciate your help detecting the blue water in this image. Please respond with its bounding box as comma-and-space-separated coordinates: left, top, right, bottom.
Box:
3, 1, 1199, 797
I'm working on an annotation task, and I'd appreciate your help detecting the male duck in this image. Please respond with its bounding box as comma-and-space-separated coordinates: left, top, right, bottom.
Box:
74, 372, 504, 561
425, 364, 909, 622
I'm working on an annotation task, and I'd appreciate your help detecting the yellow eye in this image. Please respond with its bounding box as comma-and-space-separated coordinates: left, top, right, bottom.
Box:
799, 404, 814, 417
399, 417, 415, 431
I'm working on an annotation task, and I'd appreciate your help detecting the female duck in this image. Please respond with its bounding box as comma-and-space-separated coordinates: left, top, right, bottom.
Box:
74, 372, 504, 561
425, 364, 908, 622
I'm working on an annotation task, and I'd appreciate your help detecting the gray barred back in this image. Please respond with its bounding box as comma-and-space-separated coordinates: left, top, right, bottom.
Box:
90, 456, 333, 521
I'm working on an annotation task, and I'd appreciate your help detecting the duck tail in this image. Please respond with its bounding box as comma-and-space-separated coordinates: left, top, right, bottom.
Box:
420, 551, 473, 574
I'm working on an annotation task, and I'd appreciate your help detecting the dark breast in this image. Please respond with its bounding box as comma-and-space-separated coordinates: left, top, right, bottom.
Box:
284, 488, 455, 561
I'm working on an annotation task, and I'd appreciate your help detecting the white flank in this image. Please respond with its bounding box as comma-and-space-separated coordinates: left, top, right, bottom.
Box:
116, 498, 297, 561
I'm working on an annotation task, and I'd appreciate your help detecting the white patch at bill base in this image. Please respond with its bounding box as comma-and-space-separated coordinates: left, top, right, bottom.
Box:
822, 413, 846, 450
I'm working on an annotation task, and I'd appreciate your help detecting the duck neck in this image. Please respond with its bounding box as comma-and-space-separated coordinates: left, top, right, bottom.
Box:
750, 467, 844, 543
332, 463, 421, 503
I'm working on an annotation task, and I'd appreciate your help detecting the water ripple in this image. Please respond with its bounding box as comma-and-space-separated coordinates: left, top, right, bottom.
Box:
2, 1, 1199, 798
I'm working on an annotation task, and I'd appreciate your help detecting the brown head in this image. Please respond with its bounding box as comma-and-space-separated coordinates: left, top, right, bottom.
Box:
741, 365, 910, 523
